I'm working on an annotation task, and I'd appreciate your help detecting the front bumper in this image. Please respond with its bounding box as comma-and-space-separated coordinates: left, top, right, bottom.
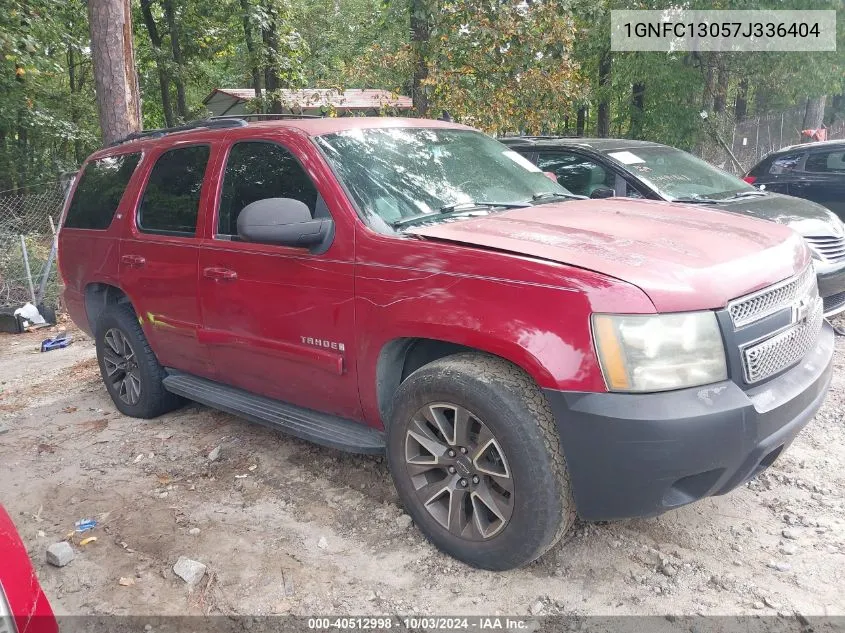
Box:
815, 260, 845, 317
545, 322, 834, 522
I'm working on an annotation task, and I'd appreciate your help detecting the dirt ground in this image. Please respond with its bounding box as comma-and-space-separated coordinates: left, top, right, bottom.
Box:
1, 323, 844, 619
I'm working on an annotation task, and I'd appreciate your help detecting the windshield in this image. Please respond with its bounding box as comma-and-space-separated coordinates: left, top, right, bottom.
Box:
606, 146, 756, 201
315, 127, 572, 230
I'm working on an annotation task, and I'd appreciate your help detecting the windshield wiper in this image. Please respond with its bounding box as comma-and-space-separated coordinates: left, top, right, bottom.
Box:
391, 201, 527, 229
530, 192, 584, 204
724, 190, 767, 199
672, 195, 719, 204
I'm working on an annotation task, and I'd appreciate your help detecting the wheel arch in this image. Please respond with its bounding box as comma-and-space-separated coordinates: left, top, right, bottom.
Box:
84, 282, 136, 336
374, 335, 555, 426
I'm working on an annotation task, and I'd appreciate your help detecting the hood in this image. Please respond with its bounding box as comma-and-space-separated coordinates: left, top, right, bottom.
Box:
706, 192, 843, 237
408, 198, 810, 313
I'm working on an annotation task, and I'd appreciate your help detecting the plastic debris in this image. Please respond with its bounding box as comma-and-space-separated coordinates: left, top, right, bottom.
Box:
74, 519, 97, 533
14, 302, 46, 327
79, 536, 98, 546
41, 331, 72, 352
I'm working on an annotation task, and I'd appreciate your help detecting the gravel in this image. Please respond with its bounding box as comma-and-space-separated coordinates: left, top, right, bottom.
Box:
4, 325, 845, 617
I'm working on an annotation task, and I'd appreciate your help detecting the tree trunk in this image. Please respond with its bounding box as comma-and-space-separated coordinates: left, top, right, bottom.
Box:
576, 106, 586, 136
0, 128, 10, 191
630, 83, 645, 138
87, 0, 142, 145
700, 53, 714, 112
596, 49, 611, 137
802, 95, 827, 129
162, 0, 188, 121
713, 57, 728, 114
829, 94, 843, 125
240, 0, 263, 105
140, 0, 174, 127
734, 78, 749, 121
260, 0, 284, 113
410, 0, 431, 116
67, 44, 86, 164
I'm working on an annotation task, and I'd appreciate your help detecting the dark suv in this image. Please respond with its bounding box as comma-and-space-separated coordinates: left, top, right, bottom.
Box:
745, 140, 845, 220
59, 117, 833, 570
502, 137, 845, 318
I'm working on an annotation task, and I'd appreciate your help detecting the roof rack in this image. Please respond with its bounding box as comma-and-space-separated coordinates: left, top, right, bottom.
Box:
211, 113, 326, 121
109, 118, 247, 147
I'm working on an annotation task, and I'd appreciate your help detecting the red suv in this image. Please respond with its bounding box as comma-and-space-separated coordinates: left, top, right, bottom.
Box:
59, 117, 833, 570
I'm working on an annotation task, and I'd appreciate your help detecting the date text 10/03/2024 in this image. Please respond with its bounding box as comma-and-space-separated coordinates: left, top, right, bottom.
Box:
307, 617, 530, 630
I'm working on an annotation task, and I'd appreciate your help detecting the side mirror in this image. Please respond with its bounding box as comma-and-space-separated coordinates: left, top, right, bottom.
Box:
590, 186, 615, 199
237, 198, 333, 253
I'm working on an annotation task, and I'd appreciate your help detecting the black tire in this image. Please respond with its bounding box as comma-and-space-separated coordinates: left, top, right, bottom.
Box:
94, 303, 182, 419
387, 352, 575, 570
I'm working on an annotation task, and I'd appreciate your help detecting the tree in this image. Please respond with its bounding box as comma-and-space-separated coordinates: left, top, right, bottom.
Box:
426, 0, 584, 135
410, 0, 433, 116
162, 0, 188, 120
139, 0, 175, 127
87, 0, 141, 145
802, 95, 827, 130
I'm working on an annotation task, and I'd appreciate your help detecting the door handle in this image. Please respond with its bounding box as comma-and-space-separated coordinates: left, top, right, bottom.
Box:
120, 254, 146, 268
203, 267, 238, 281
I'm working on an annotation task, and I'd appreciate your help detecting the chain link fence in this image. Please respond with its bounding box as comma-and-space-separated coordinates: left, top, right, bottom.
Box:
699, 106, 845, 174
0, 181, 69, 314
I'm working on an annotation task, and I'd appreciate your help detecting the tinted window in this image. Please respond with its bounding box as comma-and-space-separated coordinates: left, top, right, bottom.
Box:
537, 152, 613, 197
64, 153, 141, 229
769, 153, 804, 175
805, 150, 845, 173
218, 141, 319, 236
137, 146, 210, 235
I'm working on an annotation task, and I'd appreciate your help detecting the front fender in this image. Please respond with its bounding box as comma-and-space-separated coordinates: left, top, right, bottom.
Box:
355, 263, 608, 426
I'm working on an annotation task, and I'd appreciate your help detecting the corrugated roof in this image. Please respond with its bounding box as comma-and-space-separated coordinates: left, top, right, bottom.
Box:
204, 88, 412, 110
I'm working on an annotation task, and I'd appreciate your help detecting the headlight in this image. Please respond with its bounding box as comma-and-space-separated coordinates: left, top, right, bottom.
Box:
592, 311, 727, 392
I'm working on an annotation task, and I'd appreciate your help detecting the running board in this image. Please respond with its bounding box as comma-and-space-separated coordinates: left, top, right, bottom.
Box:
162, 372, 385, 454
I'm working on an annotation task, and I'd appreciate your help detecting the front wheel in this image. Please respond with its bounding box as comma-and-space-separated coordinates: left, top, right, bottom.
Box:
387, 353, 575, 570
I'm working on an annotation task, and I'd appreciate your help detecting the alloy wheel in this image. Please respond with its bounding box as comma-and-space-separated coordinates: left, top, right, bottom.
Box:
404, 403, 513, 540
102, 328, 142, 406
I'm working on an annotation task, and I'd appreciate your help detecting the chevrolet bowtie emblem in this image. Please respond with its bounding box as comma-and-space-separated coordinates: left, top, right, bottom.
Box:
794, 297, 811, 324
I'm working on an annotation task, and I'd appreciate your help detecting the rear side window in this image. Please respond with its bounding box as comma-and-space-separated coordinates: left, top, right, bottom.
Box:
805, 150, 845, 173
137, 145, 210, 235
218, 141, 319, 236
64, 153, 141, 229
768, 153, 804, 175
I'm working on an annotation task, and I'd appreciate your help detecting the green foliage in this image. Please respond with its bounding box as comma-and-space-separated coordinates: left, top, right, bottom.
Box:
0, 0, 99, 189
1, 0, 843, 182
427, 0, 585, 135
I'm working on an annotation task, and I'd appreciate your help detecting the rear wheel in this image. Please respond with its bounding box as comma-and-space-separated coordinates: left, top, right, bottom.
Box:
387, 353, 575, 570
95, 304, 182, 418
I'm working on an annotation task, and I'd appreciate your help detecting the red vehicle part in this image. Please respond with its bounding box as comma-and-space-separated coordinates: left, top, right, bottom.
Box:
0, 506, 58, 633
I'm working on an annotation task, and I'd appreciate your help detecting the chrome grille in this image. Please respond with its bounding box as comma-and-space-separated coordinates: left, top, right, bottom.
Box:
741, 298, 823, 383
806, 235, 845, 264
728, 266, 816, 328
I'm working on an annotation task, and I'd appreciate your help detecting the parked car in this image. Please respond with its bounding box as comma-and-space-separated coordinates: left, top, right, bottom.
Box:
0, 505, 58, 633
501, 137, 845, 318
59, 117, 833, 571
744, 140, 845, 221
